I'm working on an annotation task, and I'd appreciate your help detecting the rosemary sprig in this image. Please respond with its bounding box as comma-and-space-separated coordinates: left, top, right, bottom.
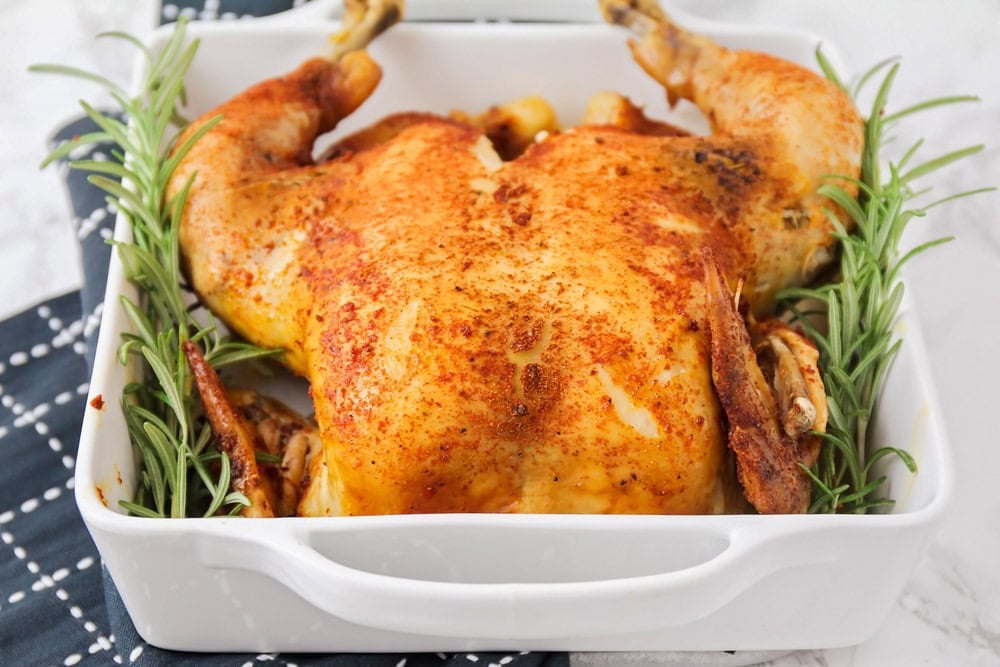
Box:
34, 20, 281, 518
779, 50, 991, 513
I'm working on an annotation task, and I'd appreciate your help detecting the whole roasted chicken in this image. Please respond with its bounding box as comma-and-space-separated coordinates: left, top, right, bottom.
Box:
171, 0, 863, 516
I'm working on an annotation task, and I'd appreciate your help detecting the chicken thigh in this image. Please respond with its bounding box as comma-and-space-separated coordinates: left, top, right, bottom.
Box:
170, 0, 863, 515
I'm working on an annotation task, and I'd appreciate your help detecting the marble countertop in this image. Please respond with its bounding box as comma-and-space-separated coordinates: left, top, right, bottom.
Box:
3, 0, 998, 664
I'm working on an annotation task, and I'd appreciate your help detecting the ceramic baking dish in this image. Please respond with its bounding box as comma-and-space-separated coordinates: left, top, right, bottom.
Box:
75, 1, 953, 652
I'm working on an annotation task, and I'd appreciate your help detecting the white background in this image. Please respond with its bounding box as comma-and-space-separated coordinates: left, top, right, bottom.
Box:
2, 1, 998, 664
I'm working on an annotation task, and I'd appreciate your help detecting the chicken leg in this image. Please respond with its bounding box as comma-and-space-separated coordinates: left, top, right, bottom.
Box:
602, 0, 863, 314
169, 0, 403, 375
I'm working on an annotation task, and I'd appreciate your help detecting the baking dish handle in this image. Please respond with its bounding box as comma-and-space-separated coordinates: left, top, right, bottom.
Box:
199, 524, 832, 639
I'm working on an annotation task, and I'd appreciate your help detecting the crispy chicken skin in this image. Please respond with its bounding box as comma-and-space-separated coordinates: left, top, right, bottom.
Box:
170, 0, 863, 515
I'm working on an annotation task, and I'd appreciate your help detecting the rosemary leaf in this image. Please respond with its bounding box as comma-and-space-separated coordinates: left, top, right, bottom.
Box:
883, 95, 980, 125
97, 30, 155, 61
36, 19, 278, 518
27, 63, 128, 99
39, 131, 113, 168
779, 51, 989, 513
900, 144, 985, 184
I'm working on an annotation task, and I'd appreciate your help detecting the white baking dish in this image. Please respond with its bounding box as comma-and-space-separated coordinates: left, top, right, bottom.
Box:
75, 2, 953, 653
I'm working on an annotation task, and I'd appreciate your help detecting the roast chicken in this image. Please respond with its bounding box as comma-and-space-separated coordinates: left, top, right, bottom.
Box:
170, 0, 863, 516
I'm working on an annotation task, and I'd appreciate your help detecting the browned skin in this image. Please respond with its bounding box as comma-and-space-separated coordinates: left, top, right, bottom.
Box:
183, 341, 275, 517
581, 91, 689, 138
703, 252, 824, 513
319, 111, 445, 161
321, 95, 559, 162
183, 343, 320, 516
170, 1, 862, 515
228, 389, 321, 516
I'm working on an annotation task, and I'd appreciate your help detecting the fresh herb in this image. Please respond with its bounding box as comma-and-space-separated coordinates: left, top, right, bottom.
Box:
33, 20, 281, 518
780, 50, 992, 513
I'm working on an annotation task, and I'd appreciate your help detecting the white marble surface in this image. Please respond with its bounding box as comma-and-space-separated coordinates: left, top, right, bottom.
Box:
2, 0, 998, 664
